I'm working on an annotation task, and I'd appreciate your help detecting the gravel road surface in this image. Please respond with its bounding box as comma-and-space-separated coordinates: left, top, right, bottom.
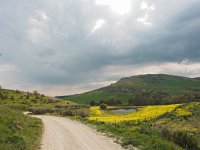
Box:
35, 115, 125, 150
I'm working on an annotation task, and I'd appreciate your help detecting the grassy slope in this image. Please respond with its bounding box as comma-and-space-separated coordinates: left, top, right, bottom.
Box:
0, 89, 73, 110
0, 106, 42, 150
61, 74, 200, 104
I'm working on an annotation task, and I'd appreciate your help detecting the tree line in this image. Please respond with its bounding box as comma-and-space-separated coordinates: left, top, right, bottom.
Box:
90, 99, 122, 106
128, 93, 200, 106
90, 92, 200, 106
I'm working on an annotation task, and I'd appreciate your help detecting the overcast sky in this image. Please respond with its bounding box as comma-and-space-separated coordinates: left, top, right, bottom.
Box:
0, 0, 200, 96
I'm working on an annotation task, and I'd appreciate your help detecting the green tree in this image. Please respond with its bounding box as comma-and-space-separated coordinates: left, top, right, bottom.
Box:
100, 103, 107, 110
90, 101, 96, 106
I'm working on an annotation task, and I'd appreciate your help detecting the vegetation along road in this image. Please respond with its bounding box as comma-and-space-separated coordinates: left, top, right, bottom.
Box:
34, 115, 125, 150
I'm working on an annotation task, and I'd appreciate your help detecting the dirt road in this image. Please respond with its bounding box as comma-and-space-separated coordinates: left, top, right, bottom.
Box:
35, 115, 125, 150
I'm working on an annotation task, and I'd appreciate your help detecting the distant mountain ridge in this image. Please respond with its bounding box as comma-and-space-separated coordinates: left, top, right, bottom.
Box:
59, 74, 200, 104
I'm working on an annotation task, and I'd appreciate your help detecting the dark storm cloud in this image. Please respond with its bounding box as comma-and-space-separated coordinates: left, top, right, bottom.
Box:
0, 0, 200, 95
112, 1, 200, 65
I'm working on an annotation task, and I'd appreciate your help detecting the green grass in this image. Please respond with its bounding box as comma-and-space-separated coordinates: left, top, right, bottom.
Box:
94, 122, 181, 150
60, 74, 200, 104
0, 106, 42, 150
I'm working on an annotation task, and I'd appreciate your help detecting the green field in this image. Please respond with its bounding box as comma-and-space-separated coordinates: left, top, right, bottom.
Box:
60, 74, 200, 104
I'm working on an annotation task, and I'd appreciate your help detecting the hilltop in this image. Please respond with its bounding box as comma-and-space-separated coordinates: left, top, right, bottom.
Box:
0, 88, 73, 110
59, 74, 200, 104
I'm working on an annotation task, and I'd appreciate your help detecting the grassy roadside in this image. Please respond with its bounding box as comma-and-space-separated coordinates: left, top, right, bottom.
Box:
83, 120, 181, 150
0, 88, 77, 150
0, 106, 43, 150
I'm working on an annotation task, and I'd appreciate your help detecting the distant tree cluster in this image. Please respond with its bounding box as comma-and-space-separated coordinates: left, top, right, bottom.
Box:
90, 99, 122, 106
128, 92, 200, 106
89, 92, 200, 107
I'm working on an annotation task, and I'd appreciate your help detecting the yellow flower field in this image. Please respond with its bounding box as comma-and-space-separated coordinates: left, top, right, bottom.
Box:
88, 104, 180, 123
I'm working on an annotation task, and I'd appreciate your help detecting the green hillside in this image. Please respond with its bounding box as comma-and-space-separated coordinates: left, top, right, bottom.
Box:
60, 74, 200, 104
0, 88, 73, 110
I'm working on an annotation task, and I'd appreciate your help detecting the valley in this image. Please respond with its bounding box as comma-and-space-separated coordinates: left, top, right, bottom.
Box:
1, 74, 200, 150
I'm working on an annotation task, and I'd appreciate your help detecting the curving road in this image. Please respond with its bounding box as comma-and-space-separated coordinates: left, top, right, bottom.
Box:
34, 115, 125, 150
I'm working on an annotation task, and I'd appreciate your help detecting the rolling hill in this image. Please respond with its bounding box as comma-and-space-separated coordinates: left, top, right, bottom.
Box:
59, 74, 200, 104
0, 88, 73, 110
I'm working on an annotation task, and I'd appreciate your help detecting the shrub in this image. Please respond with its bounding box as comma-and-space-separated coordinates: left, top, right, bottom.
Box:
59, 109, 74, 117
100, 103, 107, 110
90, 101, 96, 106
172, 131, 199, 149
30, 108, 55, 115
77, 110, 89, 118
